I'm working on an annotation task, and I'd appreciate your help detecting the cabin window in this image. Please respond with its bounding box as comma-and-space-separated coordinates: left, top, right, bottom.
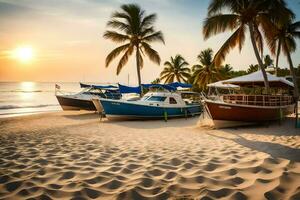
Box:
146, 96, 166, 102
169, 97, 177, 104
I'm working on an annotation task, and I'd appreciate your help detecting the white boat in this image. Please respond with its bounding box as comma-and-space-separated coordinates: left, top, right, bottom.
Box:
56, 83, 120, 111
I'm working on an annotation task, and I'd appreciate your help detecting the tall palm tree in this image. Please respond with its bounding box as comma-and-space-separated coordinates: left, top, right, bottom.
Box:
191, 48, 223, 89
203, 0, 293, 93
268, 19, 300, 98
160, 55, 190, 83
104, 4, 164, 90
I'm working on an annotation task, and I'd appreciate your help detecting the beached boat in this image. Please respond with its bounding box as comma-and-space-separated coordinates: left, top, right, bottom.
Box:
203, 71, 296, 128
56, 83, 120, 111
97, 83, 202, 120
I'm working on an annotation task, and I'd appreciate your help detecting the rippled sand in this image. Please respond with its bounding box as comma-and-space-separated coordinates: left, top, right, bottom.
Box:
0, 111, 299, 200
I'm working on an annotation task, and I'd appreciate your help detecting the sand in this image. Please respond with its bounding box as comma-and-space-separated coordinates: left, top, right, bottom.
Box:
0, 111, 299, 200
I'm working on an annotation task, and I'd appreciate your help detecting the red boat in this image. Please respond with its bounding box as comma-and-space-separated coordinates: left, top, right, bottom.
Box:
203, 71, 296, 128
204, 95, 295, 128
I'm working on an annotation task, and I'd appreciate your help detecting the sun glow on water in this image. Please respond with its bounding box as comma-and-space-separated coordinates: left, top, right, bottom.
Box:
19, 82, 36, 99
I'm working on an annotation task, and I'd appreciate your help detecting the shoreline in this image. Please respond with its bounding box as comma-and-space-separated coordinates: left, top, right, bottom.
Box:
0, 111, 299, 199
0, 106, 61, 119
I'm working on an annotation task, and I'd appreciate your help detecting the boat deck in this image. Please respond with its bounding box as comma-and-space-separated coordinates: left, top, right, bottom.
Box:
222, 94, 294, 107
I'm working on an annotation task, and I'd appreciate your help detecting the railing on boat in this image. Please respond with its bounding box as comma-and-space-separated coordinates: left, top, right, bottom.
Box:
222, 94, 294, 107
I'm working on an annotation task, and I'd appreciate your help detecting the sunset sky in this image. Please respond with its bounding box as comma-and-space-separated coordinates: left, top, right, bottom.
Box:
0, 0, 300, 85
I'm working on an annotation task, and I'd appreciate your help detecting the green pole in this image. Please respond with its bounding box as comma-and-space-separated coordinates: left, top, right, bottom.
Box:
164, 110, 168, 122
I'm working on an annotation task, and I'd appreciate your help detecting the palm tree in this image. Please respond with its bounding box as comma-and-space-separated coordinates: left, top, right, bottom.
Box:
203, 0, 293, 93
104, 4, 164, 91
160, 55, 190, 83
219, 64, 233, 79
247, 64, 259, 74
268, 19, 300, 99
264, 17, 300, 127
264, 54, 274, 68
191, 48, 223, 89
151, 78, 161, 84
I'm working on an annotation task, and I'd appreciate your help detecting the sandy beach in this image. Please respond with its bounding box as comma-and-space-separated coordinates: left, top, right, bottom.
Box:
0, 112, 299, 200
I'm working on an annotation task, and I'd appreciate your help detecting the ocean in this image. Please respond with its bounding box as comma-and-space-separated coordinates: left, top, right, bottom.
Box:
0, 82, 84, 118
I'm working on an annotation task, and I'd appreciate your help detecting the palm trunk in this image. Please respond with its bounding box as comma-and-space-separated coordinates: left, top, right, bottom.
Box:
284, 44, 299, 127
284, 46, 299, 98
136, 46, 142, 97
249, 22, 270, 93
275, 40, 281, 76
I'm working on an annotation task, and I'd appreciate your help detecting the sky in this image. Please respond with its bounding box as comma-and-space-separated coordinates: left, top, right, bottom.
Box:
0, 0, 300, 85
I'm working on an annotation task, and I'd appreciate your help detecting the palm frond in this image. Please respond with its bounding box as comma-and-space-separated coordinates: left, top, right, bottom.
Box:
111, 11, 130, 21
164, 61, 173, 68
141, 27, 155, 37
142, 31, 165, 44
141, 14, 157, 28
282, 37, 296, 55
181, 72, 191, 78
121, 4, 142, 35
103, 31, 130, 43
192, 64, 203, 72
290, 21, 300, 30
203, 14, 239, 39
105, 43, 131, 67
141, 42, 161, 64
293, 31, 300, 39
160, 73, 171, 81
116, 45, 134, 74
213, 26, 244, 66
107, 20, 130, 33
160, 70, 171, 77
208, 0, 242, 16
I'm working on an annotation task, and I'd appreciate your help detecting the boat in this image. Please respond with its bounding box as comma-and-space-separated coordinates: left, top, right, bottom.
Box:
97, 83, 202, 120
55, 83, 121, 111
203, 71, 296, 128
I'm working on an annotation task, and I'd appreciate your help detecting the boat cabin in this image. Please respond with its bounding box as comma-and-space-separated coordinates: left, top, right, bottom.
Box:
141, 92, 186, 107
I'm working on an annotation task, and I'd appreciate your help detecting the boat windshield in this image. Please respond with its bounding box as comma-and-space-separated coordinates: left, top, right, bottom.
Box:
145, 96, 166, 102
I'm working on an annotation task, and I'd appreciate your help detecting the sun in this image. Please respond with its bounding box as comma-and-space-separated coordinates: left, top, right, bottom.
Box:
12, 46, 34, 62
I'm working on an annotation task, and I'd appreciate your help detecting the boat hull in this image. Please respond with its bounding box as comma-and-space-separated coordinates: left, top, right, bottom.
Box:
56, 95, 96, 111
204, 100, 295, 128
100, 99, 201, 120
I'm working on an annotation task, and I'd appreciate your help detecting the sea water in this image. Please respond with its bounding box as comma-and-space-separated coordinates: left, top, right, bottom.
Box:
0, 82, 83, 118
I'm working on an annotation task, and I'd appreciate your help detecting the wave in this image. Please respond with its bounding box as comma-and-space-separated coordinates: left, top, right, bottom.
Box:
0, 104, 59, 110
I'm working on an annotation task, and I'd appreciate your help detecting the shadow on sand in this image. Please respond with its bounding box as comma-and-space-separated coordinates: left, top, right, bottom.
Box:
100, 116, 200, 129
216, 117, 299, 137
62, 111, 100, 120
207, 132, 300, 162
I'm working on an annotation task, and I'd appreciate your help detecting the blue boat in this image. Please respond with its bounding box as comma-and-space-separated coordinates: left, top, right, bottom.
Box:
98, 91, 202, 120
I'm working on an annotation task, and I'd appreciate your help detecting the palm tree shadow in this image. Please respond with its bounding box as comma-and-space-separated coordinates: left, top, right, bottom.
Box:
207, 133, 300, 162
